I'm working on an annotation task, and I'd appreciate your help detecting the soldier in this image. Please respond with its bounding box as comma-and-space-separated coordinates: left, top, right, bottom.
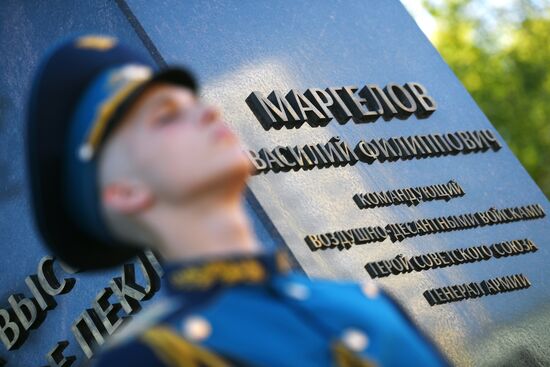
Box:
26, 34, 448, 366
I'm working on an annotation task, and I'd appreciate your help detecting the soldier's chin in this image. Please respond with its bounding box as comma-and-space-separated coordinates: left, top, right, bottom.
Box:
214, 158, 251, 192
182, 160, 251, 202
219, 150, 254, 186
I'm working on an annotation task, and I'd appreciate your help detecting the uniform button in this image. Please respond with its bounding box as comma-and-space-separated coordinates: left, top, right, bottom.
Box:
341, 328, 369, 352
361, 281, 379, 299
284, 282, 310, 301
182, 316, 211, 342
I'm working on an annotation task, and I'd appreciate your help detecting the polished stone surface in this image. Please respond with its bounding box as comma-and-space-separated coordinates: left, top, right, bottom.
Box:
0, 1, 548, 366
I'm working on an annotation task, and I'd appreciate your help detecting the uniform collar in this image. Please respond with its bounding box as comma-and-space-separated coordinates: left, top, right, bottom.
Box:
163, 249, 293, 295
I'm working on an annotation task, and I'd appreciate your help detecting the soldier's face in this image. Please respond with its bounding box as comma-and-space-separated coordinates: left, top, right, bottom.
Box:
102, 82, 252, 207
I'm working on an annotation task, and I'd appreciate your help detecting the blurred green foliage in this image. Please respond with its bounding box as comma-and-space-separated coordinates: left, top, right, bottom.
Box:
422, 0, 550, 198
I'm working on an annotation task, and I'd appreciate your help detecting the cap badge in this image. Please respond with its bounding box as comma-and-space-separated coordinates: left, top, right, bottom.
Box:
75, 35, 117, 51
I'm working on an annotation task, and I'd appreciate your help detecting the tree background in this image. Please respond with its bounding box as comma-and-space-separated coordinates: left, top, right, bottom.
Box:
404, 0, 550, 198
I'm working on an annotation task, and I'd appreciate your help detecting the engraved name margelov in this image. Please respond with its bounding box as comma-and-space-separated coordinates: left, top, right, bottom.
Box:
246, 82, 436, 130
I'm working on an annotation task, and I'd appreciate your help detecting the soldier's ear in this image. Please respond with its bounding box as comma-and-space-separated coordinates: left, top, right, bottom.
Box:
102, 180, 154, 215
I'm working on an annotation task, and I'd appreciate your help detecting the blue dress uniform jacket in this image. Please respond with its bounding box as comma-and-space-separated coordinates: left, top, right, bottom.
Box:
91, 250, 448, 367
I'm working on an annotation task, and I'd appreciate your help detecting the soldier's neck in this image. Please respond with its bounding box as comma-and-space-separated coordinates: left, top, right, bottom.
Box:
144, 190, 263, 263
